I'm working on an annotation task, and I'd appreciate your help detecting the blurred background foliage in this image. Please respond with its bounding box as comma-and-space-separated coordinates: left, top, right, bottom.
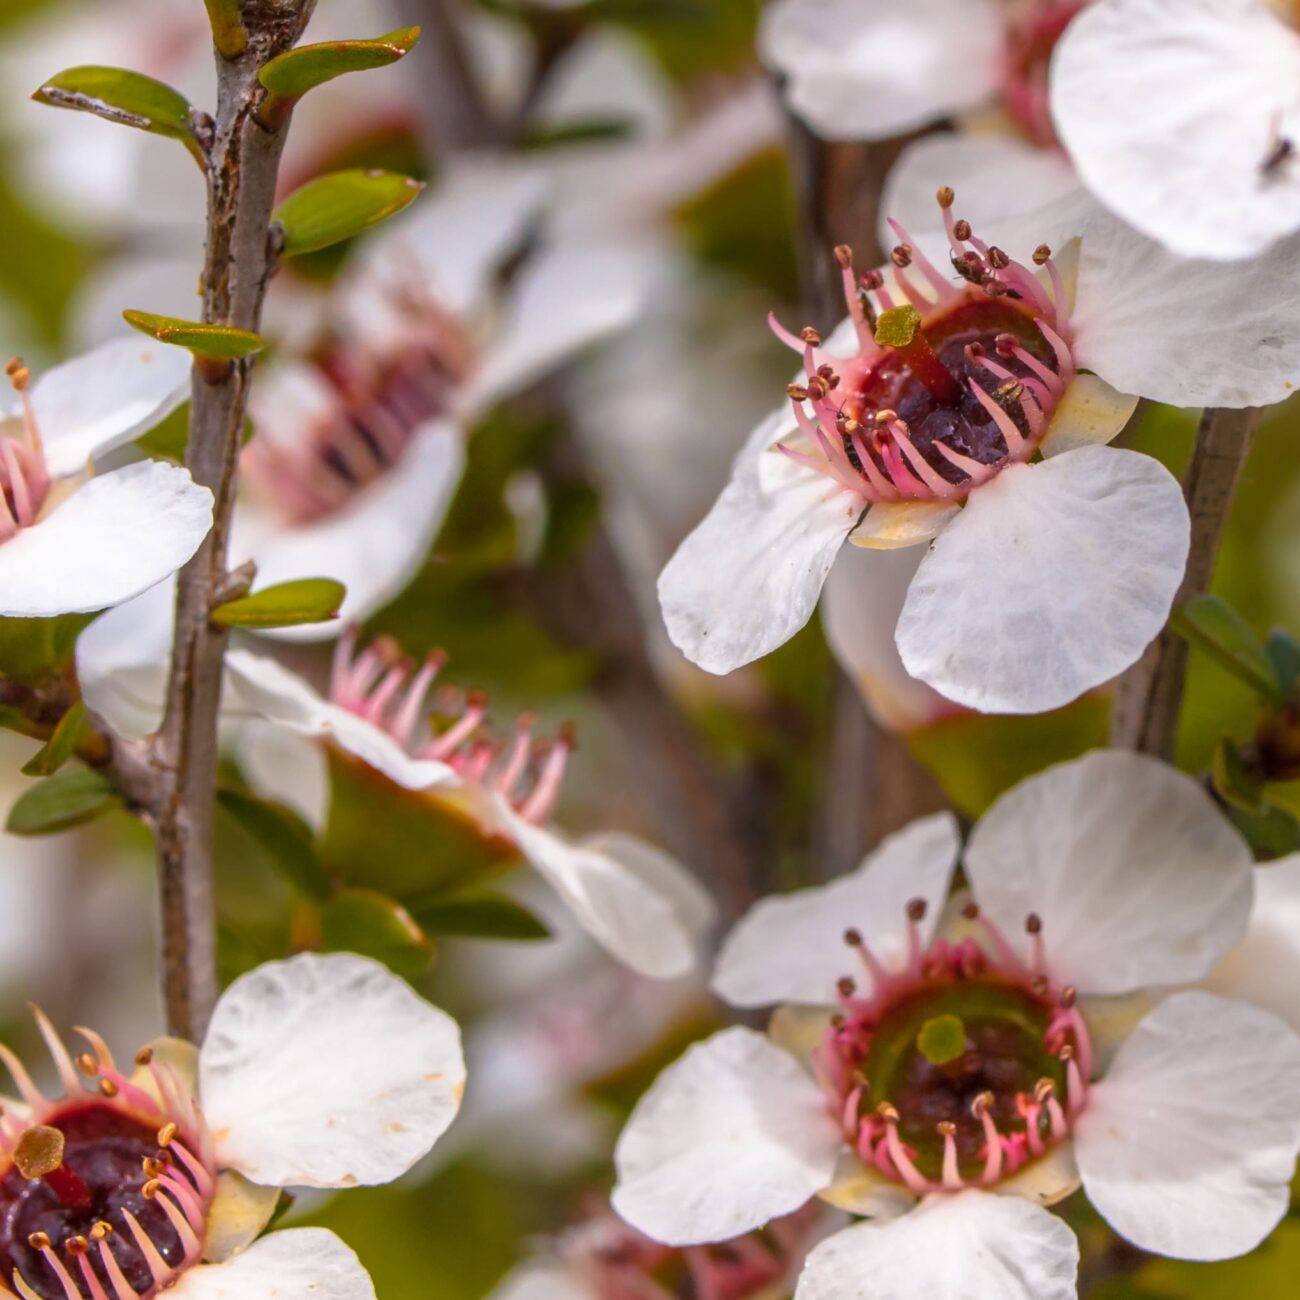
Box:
0, 0, 1298, 1296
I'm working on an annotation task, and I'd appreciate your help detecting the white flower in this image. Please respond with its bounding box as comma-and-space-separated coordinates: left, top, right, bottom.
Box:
234, 161, 646, 641
1051, 0, 1300, 261
761, 0, 1089, 146
0, 341, 210, 618
0, 951, 464, 1300
611, 752, 1300, 1296
221, 632, 714, 980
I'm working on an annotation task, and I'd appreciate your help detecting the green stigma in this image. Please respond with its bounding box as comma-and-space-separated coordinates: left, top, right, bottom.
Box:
873, 303, 922, 349
917, 1013, 967, 1066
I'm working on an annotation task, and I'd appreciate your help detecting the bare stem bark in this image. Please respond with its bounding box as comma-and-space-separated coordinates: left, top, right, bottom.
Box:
152, 0, 316, 1040
785, 116, 946, 874
1111, 406, 1260, 759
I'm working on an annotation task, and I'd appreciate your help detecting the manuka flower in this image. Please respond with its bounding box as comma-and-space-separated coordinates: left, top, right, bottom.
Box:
659, 192, 1191, 714
234, 162, 645, 639
762, 0, 1089, 147
1051, 0, 1300, 260
611, 752, 1300, 1298
0, 342, 209, 618
0, 951, 465, 1299
222, 631, 713, 979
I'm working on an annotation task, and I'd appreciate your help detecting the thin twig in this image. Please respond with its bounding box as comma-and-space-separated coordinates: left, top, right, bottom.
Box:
1111, 406, 1260, 759
151, 0, 317, 1041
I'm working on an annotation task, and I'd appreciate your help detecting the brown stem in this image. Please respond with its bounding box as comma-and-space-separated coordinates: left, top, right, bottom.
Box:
1111, 406, 1260, 759
784, 113, 946, 873
152, 0, 317, 1041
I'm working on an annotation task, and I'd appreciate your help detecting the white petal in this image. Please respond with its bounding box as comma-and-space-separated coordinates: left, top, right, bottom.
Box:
1051, 0, 1300, 261
234, 420, 464, 643
232, 722, 330, 834
659, 411, 860, 674
965, 751, 1254, 995
21, 336, 192, 476
0, 462, 212, 618
503, 810, 704, 978
488, 1263, 589, 1300
465, 240, 648, 414
794, 1193, 1078, 1300
849, 500, 957, 550
75, 577, 177, 738
896, 447, 1189, 714
1075, 991, 1300, 1260
879, 132, 1081, 270
580, 831, 717, 944
712, 812, 960, 1007
168, 1228, 376, 1300
611, 1027, 841, 1244
1071, 204, 1300, 408
1202, 856, 1300, 1035
822, 546, 956, 733
223, 650, 458, 792
200, 953, 466, 1188
762, 0, 1003, 141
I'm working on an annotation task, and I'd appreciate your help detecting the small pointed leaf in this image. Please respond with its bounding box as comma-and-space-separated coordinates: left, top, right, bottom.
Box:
204, 0, 249, 59
32, 66, 203, 165
21, 703, 87, 777
320, 888, 434, 978
1268, 629, 1300, 699
211, 578, 344, 629
0, 614, 96, 680
1210, 739, 1264, 814
407, 891, 551, 942
217, 788, 331, 900
259, 28, 420, 99
7, 768, 119, 836
273, 170, 424, 257
123, 311, 264, 362
1171, 594, 1282, 705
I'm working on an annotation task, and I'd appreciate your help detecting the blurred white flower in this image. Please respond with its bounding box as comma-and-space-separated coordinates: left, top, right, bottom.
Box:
221, 633, 715, 979
612, 752, 1300, 1297
0, 341, 209, 618
0, 952, 464, 1300
1051, 0, 1300, 261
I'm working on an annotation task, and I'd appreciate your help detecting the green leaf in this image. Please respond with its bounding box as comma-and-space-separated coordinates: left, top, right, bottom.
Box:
1227, 800, 1300, 857
273, 170, 424, 257
1172, 594, 1282, 705
21, 702, 87, 777
32, 66, 203, 165
320, 888, 434, 978
1268, 628, 1300, 698
259, 27, 420, 99
7, 767, 119, 835
0, 613, 95, 679
216, 788, 331, 900
1210, 739, 1264, 813
407, 891, 551, 941
123, 310, 264, 362
211, 578, 345, 629
203, 0, 249, 59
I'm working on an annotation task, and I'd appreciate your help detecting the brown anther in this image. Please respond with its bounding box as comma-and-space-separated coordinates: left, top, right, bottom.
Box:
90, 1222, 113, 1242
786, 383, 809, 402
76, 1053, 98, 1078
5, 358, 30, 392
1058, 1044, 1074, 1062
158, 1122, 178, 1148
877, 1101, 900, 1123
891, 244, 913, 268
98, 1078, 119, 1099
936, 1120, 956, 1137
966, 341, 987, 359
839, 416, 861, 435
14, 1126, 65, 1180
987, 246, 1010, 270
27, 1232, 50, 1251
135, 1047, 154, 1067
1030, 975, 1050, 997
906, 898, 927, 923
1025, 913, 1043, 935
952, 252, 986, 285
844, 928, 863, 947
970, 1091, 994, 1119
860, 268, 885, 291
834, 244, 854, 269
806, 375, 828, 400
936, 185, 955, 209
1059, 986, 1077, 1009
873, 408, 898, 426
65, 1236, 89, 1258
1033, 1078, 1057, 1103
800, 326, 822, 346
961, 902, 980, 920
836, 976, 857, 998
995, 332, 1019, 357
829, 1013, 846, 1029
1033, 244, 1052, 265
142, 1179, 160, 1200
558, 721, 578, 751
953, 218, 972, 242
143, 1157, 166, 1179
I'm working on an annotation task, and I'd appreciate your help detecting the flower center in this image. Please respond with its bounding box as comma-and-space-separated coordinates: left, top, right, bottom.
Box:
0, 358, 53, 546
815, 902, 1091, 1194
0, 1026, 217, 1300
1002, 1, 1089, 147
772, 193, 1075, 506
331, 628, 573, 824
243, 296, 473, 527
